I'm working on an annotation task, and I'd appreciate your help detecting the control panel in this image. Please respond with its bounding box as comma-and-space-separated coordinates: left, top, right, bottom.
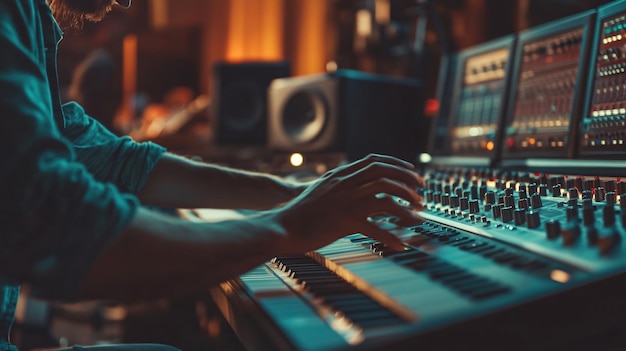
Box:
503, 11, 594, 159
582, 2, 626, 156
450, 38, 513, 155
448, 37, 515, 158
420, 167, 626, 274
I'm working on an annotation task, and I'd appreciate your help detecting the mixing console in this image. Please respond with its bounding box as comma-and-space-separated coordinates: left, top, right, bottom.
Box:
449, 38, 514, 157
503, 12, 594, 159
582, 1, 626, 156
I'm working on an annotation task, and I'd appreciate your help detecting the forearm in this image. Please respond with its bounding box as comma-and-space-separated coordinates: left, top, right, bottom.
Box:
79, 207, 287, 300
138, 153, 301, 210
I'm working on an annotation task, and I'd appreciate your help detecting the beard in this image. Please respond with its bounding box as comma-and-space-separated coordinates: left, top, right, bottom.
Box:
48, 0, 113, 29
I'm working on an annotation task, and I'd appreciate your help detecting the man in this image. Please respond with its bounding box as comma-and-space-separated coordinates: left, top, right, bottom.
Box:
0, 0, 424, 350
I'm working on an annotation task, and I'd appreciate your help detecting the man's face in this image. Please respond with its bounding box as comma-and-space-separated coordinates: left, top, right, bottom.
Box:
48, 0, 124, 29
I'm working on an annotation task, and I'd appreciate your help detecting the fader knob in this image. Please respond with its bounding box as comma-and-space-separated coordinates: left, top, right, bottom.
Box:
568, 188, 578, 200
530, 193, 543, 209
470, 185, 479, 200
552, 185, 562, 197
425, 191, 434, 203
582, 205, 595, 226
603, 204, 616, 227
595, 187, 606, 202
450, 195, 460, 208
597, 228, 621, 256
441, 193, 450, 206
539, 184, 548, 196
479, 185, 487, 200
469, 200, 480, 214
504, 196, 515, 208
492, 205, 502, 218
519, 189, 528, 199
485, 191, 496, 205
527, 211, 541, 229
514, 209, 526, 226
501, 206, 514, 223
546, 220, 561, 240
518, 198, 529, 210
606, 192, 617, 204
460, 197, 469, 211
566, 206, 579, 222
605, 180, 616, 192
433, 192, 442, 204
561, 222, 581, 246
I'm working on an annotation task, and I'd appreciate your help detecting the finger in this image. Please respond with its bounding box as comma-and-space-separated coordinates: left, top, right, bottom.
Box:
349, 195, 424, 224
337, 162, 422, 191
324, 154, 415, 179
352, 220, 405, 251
351, 178, 424, 208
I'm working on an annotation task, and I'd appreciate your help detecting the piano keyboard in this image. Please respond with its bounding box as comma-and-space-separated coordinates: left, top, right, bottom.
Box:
209, 216, 626, 351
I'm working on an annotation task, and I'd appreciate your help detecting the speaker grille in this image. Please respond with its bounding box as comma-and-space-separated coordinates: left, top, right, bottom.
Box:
282, 90, 328, 144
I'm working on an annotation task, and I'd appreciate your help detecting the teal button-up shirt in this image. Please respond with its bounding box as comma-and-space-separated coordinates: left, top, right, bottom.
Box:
0, 1, 166, 349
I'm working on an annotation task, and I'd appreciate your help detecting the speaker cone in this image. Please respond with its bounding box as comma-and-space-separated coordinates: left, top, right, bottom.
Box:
221, 80, 263, 132
281, 90, 327, 144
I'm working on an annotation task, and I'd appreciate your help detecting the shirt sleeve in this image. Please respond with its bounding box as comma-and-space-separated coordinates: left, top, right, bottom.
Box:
61, 102, 166, 194
0, 0, 141, 301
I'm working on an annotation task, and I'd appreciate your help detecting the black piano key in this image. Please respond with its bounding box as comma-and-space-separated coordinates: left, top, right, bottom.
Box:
467, 285, 511, 300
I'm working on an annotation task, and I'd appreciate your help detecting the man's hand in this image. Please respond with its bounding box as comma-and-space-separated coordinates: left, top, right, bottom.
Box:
274, 154, 424, 254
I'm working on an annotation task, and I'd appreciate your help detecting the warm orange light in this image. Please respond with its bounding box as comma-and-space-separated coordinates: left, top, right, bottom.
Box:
528, 137, 536, 145
226, 0, 284, 61
293, 1, 328, 75
550, 269, 571, 283
486, 141, 495, 151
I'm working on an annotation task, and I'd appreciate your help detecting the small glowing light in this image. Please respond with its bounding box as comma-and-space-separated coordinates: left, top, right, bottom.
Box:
326, 61, 338, 72
528, 137, 536, 145
550, 269, 571, 283
419, 153, 432, 163
290, 153, 304, 167
486, 141, 495, 151
468, 127, 482, 136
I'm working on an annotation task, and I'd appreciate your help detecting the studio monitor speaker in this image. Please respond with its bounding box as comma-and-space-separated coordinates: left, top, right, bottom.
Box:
212, 61, 291, 145
268, 70, 424, 162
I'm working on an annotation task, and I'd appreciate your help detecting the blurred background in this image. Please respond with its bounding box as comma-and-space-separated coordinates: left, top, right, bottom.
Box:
56, 0, 613, 174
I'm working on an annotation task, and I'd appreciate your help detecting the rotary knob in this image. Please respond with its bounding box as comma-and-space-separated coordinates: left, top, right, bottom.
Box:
527, 211, 541, 229
595, 187, 606, 202
485, 191, 496, 205
561, 222, 581, 246
492, 204, 502, 218
530, 193, 543, 209
603, 204, 616, 227
539, 184, 548, 196
501, 206, 514, 223
514, 209, 526, 226
546, 220, 561, 240
469, 200, 480, 214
